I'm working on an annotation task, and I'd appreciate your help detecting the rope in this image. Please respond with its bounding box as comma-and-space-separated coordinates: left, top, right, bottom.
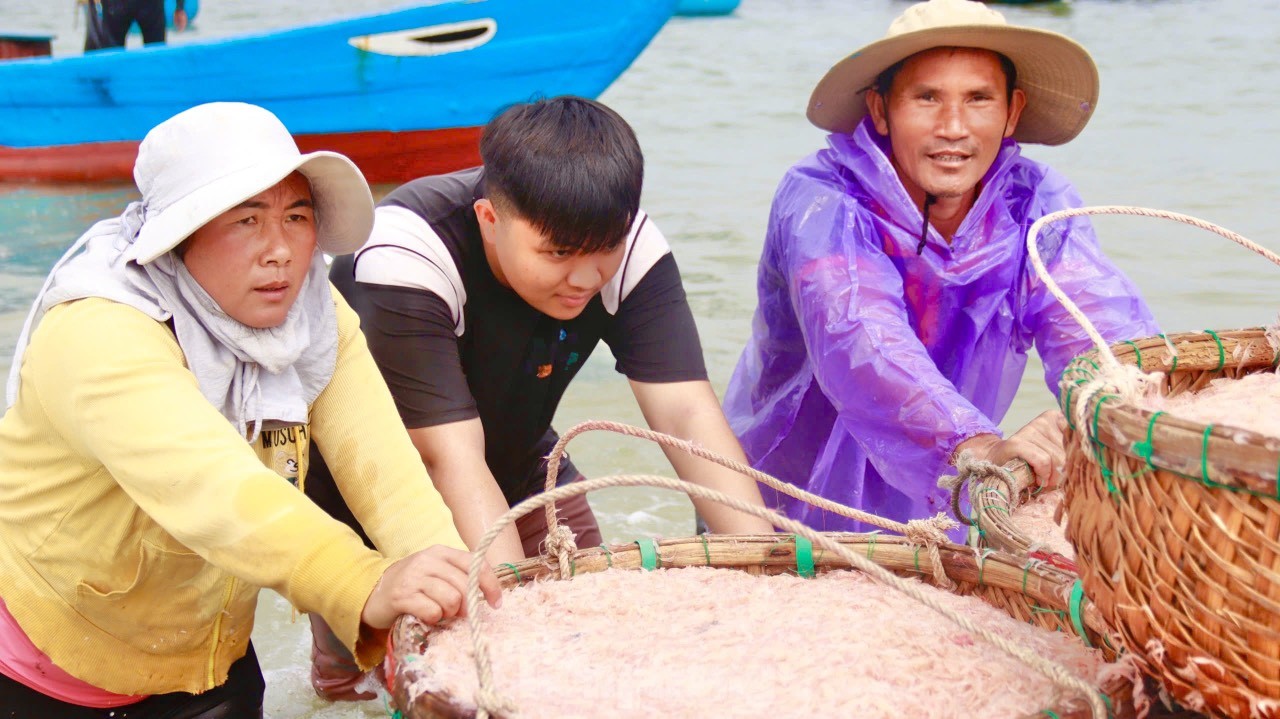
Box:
541, 420, 958, 586
1026, 205, 1280, 372
462, 474, 1107, 719
939, 454, 1030, 529
1026, 206, 1280, 448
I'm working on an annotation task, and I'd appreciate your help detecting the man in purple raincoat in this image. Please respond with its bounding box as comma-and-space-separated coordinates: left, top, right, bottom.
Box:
724, 0, 1158, 534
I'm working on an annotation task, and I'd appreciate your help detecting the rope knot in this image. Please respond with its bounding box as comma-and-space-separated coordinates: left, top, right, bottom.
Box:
542, 523, 578, 580
903, 513, 958, 546
900, 513, 960, 591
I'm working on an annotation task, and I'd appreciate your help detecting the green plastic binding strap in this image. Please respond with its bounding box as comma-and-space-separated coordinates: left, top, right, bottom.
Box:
599, 544, 613, 568
1132, 411, 1164, 470
699, 534, 712, 566
866, 531, 880, 560
1122, 340, 1143, 369
1201, 424, 1214, 486
976, 549, 993, 585
500, 562, 523, 586
1157, 334, 1178, 372
635, 538, 660, 571
1041, 710, 1061, 719
1204, 329, 1226, 370
1062, 384, 1078, 429
1090, 394, 1115, 442
1028, 604, 1066, 618
913, 546, 921, 572
794, 535, 816, 578
1089, 395, 1124, 500
1069, 580, 1093, 648
384, 692, 403, 719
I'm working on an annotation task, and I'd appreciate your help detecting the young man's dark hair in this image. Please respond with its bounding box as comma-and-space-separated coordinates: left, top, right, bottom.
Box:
480, 96, 644, 254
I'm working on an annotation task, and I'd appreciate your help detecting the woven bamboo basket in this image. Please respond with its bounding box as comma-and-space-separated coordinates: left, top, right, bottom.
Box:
1060, 328, 1280, 719
385, 533, 1136, 719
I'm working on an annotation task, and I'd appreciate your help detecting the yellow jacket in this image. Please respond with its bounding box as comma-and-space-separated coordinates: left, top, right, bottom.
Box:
0, 290, 463, 695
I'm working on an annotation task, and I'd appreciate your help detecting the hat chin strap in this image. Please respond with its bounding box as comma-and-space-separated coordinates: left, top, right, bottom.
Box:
916, 193, 937, 255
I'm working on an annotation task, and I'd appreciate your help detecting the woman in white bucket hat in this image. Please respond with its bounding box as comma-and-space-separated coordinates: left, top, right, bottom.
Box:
0, 102, 499, 717
725, 0, 1157, 538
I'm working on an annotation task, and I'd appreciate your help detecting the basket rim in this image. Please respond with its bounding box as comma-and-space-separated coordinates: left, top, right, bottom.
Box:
387, 533, 1131, 719
970, 479, 1077, 567
1060, 328, 1280, 497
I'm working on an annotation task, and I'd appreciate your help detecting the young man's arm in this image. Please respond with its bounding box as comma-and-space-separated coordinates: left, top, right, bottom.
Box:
406, 418, 527, 566
600, 215, 771, 532
629, 379, 774, 533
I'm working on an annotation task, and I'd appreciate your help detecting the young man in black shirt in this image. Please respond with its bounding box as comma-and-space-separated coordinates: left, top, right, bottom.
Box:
305, 96, 772, 700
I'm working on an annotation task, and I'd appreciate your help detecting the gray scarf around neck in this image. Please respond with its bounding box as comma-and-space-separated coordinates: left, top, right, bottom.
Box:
5, 202, 338, 440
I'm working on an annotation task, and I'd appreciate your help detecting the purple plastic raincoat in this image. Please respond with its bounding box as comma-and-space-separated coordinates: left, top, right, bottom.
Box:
725, 118, 1158, 535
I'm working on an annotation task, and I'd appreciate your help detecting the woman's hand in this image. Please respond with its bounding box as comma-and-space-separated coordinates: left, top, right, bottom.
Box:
360, 545, 502, 629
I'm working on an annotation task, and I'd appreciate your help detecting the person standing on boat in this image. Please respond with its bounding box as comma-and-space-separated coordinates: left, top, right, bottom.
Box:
84, 0, 187, 51
724, 0, 1158, 534
0, 102, 500, 717
303, 95, 775, 701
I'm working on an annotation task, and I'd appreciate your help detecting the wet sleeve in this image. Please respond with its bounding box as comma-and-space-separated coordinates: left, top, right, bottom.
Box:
1020, 177, 1160, 393
782, 191, 1000, 489
345, 282, 479, 429
604, 253, 709, 383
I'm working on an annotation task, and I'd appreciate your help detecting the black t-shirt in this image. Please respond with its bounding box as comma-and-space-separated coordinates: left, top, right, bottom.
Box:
320, 167, 707, 504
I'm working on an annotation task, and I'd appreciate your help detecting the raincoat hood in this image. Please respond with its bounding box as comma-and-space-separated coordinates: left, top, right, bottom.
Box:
725, 119, 1156, 534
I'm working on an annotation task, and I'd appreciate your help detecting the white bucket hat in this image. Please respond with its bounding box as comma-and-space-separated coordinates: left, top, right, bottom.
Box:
807, 0, 1099, 146
128, 102, 373, 264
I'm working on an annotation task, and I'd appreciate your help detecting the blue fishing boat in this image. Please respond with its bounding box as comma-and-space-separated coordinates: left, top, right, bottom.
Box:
0, 0, 675, 183
675, 0, 740, 16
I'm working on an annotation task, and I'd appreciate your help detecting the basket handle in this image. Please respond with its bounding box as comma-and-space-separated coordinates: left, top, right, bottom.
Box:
541, 419, 958, 547
946, 458, 1033, 527
1026, 205, 1280, 371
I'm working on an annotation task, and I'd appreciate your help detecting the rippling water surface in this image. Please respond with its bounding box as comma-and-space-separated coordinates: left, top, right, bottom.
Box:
1, 0, 1277, 715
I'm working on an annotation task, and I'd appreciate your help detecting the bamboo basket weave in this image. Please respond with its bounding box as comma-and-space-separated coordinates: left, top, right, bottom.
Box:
1060, 328, 1280, 719
385, 534, 1136, 719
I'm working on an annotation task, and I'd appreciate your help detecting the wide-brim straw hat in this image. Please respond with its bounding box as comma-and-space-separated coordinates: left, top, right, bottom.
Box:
128, 102, 373, 265
807, 0, 1099, 146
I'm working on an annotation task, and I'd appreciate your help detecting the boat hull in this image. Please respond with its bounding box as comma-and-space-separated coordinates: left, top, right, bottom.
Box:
0, 0, 675, 184
0, 126, 483, 184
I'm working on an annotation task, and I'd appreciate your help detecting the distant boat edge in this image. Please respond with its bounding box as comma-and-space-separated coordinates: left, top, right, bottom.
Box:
674, 0, 740, 17
0, 0, 678, 184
